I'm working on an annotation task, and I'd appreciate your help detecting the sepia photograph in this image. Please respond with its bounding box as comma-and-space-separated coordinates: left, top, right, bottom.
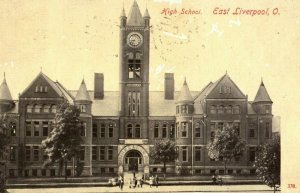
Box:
0, 0, 299, 192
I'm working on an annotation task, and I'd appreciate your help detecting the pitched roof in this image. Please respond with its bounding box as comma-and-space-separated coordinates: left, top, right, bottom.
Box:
176, 79, 193, 103
127, 0, 144, 26
0, 75, 13, 101
120, 8, 126, 17
144, 8, 150, 18
75, 80, 91, 101
254, 81, 272, 103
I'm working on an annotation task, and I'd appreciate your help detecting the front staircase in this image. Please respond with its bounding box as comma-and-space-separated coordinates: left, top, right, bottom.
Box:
123, 171, 144, 187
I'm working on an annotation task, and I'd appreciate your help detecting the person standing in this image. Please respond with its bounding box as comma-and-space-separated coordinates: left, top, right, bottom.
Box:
141, 175, 144, 188
149, 175, 154, 188
155, 174, 159, 188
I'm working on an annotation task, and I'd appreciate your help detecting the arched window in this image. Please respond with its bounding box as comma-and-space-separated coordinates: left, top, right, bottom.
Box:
226, 105, 233, 114
33, 104, 40, 113
217, 105, 224, 114
51, 105, 57, 114
210, 105, 216, 114
127, 124, 133, 138
135, 124, 141, 138
233, 105, 240, 114
9, 122, 17, 136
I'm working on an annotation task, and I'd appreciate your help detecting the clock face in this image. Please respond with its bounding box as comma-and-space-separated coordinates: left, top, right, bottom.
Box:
127, 32, 143, 48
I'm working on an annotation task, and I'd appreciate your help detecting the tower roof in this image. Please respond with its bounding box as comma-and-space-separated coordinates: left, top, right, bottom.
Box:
177, 78, 193, 103
0, 74, 13, 101
254, 80, 272, 103
120, 8, 126, 17
127, 0, 144, 26
144, 8, 150, 18
75, 79, 91, 101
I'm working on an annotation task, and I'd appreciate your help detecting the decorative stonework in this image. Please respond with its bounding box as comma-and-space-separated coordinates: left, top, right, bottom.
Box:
118, 145, 149, 165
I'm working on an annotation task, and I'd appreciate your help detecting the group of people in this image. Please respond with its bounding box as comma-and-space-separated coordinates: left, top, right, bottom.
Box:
117, 173, 159, 190
211, 175, 222, 185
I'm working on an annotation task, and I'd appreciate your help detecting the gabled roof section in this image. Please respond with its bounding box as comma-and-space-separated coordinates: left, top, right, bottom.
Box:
127, 0, 144, 26
19, 72, 73, 103
75, 79, 91, 101
176, 78, 193, 103
0, 74, 13, 101
205, 73, 246, 99
254, 81, 272, 103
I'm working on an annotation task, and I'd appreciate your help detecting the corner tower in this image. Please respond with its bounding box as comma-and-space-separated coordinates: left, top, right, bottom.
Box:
119, 1, 150, 139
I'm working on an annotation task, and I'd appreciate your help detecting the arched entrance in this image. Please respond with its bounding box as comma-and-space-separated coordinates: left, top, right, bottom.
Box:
124, 150, 142, 172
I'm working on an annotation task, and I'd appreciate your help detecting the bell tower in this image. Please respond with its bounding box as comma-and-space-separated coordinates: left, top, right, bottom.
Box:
119, 1, 150, 139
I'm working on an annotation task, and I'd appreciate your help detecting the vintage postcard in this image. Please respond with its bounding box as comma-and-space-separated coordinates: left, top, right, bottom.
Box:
0, 0, 299, 193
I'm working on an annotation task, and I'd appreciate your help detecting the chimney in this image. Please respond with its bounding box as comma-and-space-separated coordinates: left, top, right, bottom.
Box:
164, 73, 174, 100
94, 73, 104, 99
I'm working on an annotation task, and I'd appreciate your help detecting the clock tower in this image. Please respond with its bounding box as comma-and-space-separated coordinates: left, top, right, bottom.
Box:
119, 0, 150, 139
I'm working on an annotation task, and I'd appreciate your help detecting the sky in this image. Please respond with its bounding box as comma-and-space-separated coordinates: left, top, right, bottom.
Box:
0, 0, 299, 190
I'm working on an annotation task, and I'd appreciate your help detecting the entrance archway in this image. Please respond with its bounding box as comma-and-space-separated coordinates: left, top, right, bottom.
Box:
124, 150, 142, 172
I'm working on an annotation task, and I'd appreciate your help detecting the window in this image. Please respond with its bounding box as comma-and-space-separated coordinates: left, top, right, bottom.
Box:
42, 122, 48, 137
233, 122, 240, 136
162, 124, 167, 138
80, 147, 85, 161
80, 105, 87, 113
108, 123, 114, 138
33, 104, 40, 113
50, 169, 55, 177
81, 122, 86, 137
249, 125, 255, 138
233, 105, 240, 114
41, 169, 46, 176
265, 122, 270, 138
100, 123, 105, 138
109, 168, 114, 173
128, 52, 141, 79
33, 146, 39, 161
32, 169, 37, 177
51, 105, 57, 113
128, 91, 141, 116
100, 146, 105, 161
210, 123, 215, 139
10, 146, 16, 161
127, 124, 133, 138
92, 123, 97, 137
181, 105, 188, 114
92, 147, 97, 161
26, 121, 31, 136
107, 146, 113, 161
25, 146, 31, 161
265, 105, 271, 114
226, 105, 233, 114
42, 105, 50, 113
135, 124, 141, 138
210, 105, 216, 114
195, 123, 201, 138
100, 168, 105, 173
195, 146, 201, 162
35, 86, 39, 92
26, 105, 32, 113
176, 106, 179, 114
170, 124, 175, 138
217, 105, 224, 114
9, 122, 16, 136
217, 122, 224, 130
154, 123, 159, 138
249, 147, 256, 162
182, 146, 188, 162
181, 122, 188, 138
34, 121, 40, 136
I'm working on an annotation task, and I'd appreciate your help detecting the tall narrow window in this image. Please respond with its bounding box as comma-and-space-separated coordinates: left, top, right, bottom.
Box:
92, 147, 97, 161
127, 124, 133, 138
128, 92, 132, 116
181, 122, 188, 138
249, 147, 256, 162
132, 92, 136, 116
10, 146, 16, 161
234, 122, 240, 136
265, 105, 271, 114
25, 146, 31, 161
210, 105, 216, 114
107, 146, 113, 161
9, 122, 16, 136
33, 146, 39, 161
154, 123, 159, 138
249, 123, 255, 138
108, 123, 114, 138
181, 105, 188, 114
195, 123, 201, 138
99, 146, 105, 161
80, 105, 87, 113
137, 92, 140, 116
92, 123, 98, 138
128, 51, 141, 79
162, 124, 167, 138
195, 147, 201, 162
42, 122, 48, 137
81, 122, 86, 137
182, 146, 188, 162
80, 147, 85, 161
135, 124, 141, 138
170, 124, 175, 138
265, 122, 270, 138
33, 121, 40, 136
100, 123, 105, 138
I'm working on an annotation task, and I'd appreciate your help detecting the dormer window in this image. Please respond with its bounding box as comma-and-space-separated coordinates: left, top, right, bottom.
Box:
265, 105, 271, 114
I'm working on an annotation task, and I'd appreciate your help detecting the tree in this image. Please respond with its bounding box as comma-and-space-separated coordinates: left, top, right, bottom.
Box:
207, 123, 246, 175
0, 114, 10, 193
149, 139, 177, 177
255, 135, 280, 193
41, 102, 82, 181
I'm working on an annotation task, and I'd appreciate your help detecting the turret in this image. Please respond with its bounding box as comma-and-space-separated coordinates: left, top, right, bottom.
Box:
143, 8, 150, 26
176, 78, 194, 115
0, 73, 14, 112
252, 80, 273, 114
120, 8, 127, 27
75, 79, 92, 114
